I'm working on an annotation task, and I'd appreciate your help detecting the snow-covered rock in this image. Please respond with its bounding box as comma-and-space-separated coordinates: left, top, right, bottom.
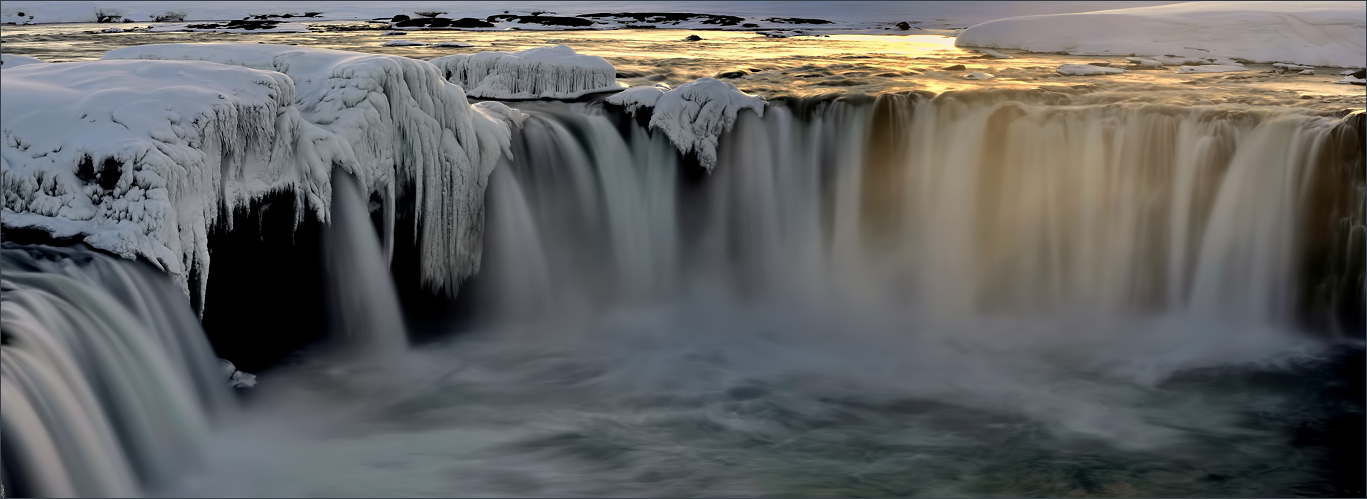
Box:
381, 30, 407, 36
963, 72, 994, 80
608, 79, 764, 171
381, 40, 428, 47
89, 43, 523, 299
149, 21, 311, 34
1335, 76, 1367, 85
431, 41, 474, 48
975, 49, 1011, 59
605, 84, 669, 114
2, 60, 337, 305
1125, 57, 1163, 68
1176, 65, 1250, 74
1299, 69, 1316, 75
0, 54, 45, 69
429, 44, 624, 100
956, 2, 1366, 68
1056, 64, 1124, 76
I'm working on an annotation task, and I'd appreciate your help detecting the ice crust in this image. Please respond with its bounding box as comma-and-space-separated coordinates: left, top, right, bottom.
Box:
3, 44, 525, 309
956, 2, 1366, 68
607, 79, 765, 171
429, 44, 625, 100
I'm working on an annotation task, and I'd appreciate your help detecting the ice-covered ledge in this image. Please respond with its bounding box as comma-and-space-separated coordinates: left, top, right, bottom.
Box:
429, 44, 626, 100
606, 78, 766, 171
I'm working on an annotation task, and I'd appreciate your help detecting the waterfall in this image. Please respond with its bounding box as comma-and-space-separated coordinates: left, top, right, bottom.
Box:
0, 243, 227, 497
484, 96, 1363, 334
322, 168, 409, 361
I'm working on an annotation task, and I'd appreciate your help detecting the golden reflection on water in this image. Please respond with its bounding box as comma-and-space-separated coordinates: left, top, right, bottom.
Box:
2, 22, 1363, 108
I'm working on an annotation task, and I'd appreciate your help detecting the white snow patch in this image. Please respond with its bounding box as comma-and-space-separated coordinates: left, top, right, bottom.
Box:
1, 54, 45, 69
956, 2, 1366, 68
1176, 65, 1250, 74
429, 44, 624, 100
91, 43, 522, 298
1273, 63, 1314, 70
1125, 57, 1164, 68
963, 72, 994, 80
608, 78, 764, 171
976, 49, 1012, 59
1335, 76, 1367, 84
381, 40, 429, 47
1056, 64, 1124, 76
1298, 69, 1316, 75
381, 30, 407, 36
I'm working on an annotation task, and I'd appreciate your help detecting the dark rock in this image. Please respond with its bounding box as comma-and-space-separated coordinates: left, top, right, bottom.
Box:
684, 34, 702, 41
578, 12, 742, 26
615, 71, 645, 78
1352, 69, 1366, 79
895, 21, 911, 30
186, 20, 283, 30
391, 14, 410, 23
942, 64, 967, 71
395, 17, 495, 28
742, 23, 758, 28
715, 70, 747, 79
645, 75, 667, 81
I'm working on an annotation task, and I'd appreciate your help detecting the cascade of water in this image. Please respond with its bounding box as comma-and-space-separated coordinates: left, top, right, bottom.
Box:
483, 97, 1361, 333
0, 243, 227, 497
322, 168, 409, 361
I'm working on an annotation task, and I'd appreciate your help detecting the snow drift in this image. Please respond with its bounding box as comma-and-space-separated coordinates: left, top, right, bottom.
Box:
429, 44, 625, 100
956, 2, 1367, 68
606, 79, 765, 171
1, 53, 45, 68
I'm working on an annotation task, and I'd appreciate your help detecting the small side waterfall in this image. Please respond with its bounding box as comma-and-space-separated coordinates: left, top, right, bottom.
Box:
0, 243, 226, 497
322, 168, 408, 361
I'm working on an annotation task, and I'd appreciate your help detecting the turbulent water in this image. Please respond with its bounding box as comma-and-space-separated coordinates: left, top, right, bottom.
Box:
3, 93, 1364, 497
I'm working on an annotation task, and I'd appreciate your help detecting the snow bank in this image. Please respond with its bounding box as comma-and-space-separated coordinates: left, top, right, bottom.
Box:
1057, 64, 1124, 76
1, 54, 45, 69
1, 60, 336, 305
963, 72, 994, 80
956, 2, 1366, 68
1176, 65, 1249, 74
1125, 57, 1164, 68
609, 79, 764, 171
429, 44, 625, 100
86, 44, 523, 298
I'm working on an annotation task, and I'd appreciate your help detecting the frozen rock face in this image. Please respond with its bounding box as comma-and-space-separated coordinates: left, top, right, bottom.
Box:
607, 79, 764, 171
1, 60, 338, 307
102, 43, 524, 297
0, 54, 45, 68
429, 44, 625, 99
956, 2, 1366, 68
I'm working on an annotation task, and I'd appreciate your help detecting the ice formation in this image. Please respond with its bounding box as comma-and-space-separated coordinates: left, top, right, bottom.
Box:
963, 72, 994, 80
1, 44, 523, 308
608, 79, 765, 171
956, 2, 1366, 68
1125, 57, 1163, 68
429, 44, 626, 100
1, 53, 45, 68
1056, 64, 1124, 76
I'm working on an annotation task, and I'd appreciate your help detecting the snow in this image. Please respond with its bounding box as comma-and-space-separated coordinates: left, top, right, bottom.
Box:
2, 60, 332, 305
381, 30, 407, 36
608, 79, 764, 171
1056, 64, 1124, 76
956, 2, 1366, 68
1175, 65, 1249, 74
963, 72, 994, 80
1298, 69, 1316, 75
148, 22, 311, 34
429, 44, 625, 100
1335, 76, 1367, 84
975, 49, 1012, 59
381, 40, 428, 47
1, 54, 45, 68
1125, 57, 1164, 68
25, 43, 524, 301
1274, 63, 1314, 70
605, 84, 669, 114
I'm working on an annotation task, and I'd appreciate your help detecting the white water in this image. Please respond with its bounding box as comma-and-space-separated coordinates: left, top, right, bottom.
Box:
323, 169, 409, 362
0, 243, 227, 497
